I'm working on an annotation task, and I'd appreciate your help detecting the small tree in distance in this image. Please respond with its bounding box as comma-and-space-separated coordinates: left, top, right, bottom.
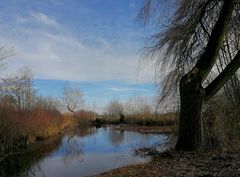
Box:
62, 85, 84, 119
106, 100, 125, 123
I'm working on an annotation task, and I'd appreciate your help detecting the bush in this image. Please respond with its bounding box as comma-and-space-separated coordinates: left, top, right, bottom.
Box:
203, 95, 240, 151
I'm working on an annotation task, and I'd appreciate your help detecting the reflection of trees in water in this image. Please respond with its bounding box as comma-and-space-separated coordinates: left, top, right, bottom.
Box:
63, 137, 84, 165
2, 127, 164, 177
135, 134, 152, 146
62, 127, 98, 165
76, 127, 98, 137
66, 126, 97, 138
1, 135, 62, 177
108, 128, 155, 147
108, 129, 125, 146
107, 128, 154, 166
61, 127, 97, 165
27, 163, 47, 177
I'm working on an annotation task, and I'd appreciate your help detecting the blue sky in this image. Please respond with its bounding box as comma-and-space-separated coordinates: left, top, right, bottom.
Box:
0, 0, 157, 112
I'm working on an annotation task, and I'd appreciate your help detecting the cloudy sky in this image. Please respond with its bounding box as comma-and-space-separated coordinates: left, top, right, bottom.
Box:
0, 0, 157, 112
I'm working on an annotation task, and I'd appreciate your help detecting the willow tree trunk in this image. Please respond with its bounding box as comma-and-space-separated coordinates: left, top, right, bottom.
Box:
174, 0, 236, 151
175, 69, 205, 151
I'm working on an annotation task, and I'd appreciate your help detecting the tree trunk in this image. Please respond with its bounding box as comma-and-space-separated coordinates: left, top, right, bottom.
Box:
174, 0, 236, 151
175, 69, 205, 151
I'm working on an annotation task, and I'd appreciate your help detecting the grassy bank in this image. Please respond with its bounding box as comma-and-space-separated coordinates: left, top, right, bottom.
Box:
93, 113, 177, 128
0, 102, 74, 165
0, 103, 74, 143
111, 124, 173, 134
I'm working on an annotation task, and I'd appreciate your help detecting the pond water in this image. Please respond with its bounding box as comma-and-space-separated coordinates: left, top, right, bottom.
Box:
10, 127, 167, 177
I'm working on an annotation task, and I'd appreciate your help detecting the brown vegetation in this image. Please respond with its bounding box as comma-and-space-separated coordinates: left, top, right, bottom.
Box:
0, 69, 75, 164
91, 151, 240, 177
112, 125, 173, 134
76, 109, 97, 126
101, 97, 177, 128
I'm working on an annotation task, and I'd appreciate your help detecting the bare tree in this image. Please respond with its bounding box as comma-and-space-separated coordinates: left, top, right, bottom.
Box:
0, 46, 15, 61
35, 96, 60, 111
62, 85, 84, 119
106, 100, 125, 123
106, 100, 124, 116
0, 67, 35, 109
124, 96, 153, 117
139, 0, 240, 150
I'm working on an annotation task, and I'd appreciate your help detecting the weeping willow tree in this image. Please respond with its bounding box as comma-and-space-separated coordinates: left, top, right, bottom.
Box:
139, 0, 240, 150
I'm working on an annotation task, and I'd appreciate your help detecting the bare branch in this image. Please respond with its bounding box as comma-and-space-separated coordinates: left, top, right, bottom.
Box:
205, 50, 240, 101
62, 85, 84, 118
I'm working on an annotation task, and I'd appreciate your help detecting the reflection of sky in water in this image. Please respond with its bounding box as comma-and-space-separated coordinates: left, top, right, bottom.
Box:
23, 127, 167, 177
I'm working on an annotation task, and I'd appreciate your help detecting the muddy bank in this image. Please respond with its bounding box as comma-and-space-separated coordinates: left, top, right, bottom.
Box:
90, 151, 240, 177
110, 125, 173, 134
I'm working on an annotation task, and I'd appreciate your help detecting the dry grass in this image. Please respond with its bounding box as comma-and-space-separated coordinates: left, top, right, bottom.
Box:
75, 110, 97, 126
0, 102, 73, 146
99, 113, 177, 127
91, 151, 240, 177
203, 95, 240, 152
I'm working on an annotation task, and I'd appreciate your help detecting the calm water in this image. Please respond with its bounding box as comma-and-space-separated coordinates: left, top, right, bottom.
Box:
11, 127, 167, 177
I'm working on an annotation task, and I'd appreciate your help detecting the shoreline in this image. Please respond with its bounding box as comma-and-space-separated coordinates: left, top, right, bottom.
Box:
90, 151, 240, 177
3, 125, 239, 177
109, 124, 173, 134
88, 125, 240, 177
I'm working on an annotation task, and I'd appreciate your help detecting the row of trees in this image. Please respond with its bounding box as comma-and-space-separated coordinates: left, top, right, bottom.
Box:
0, 67, 88, 164
105, 97, 153, 119
0, 67, 85, 115
104, 97, 176, 126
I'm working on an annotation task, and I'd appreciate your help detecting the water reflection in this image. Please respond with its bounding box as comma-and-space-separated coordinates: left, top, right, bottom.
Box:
8, 127, 167, 177
63, 138, 84, 165
108, 129, 125, 146
2, 135, 63, 177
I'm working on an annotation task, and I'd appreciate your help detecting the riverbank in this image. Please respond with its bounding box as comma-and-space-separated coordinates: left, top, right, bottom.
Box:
26, 124, 71, 144
91, 151, 240, 177
2, 126, 163, 177
0, 134, 64, 177
110, 124, 173, 134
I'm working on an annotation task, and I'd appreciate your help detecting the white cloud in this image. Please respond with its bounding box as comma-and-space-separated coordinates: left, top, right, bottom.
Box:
15, 16, 29, 24
107, 87, 147, 92
0, 11, 155, 84
30, 12, 59, 26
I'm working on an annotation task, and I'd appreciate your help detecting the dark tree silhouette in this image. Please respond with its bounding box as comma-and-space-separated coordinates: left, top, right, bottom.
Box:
139, 0, 240, 150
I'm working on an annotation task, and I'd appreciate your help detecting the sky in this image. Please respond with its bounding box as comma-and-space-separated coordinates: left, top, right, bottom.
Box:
0, 0, 157, 112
